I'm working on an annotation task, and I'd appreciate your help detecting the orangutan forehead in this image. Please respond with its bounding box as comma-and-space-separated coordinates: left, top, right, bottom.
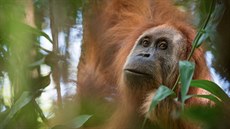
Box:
139, 24, 184, 42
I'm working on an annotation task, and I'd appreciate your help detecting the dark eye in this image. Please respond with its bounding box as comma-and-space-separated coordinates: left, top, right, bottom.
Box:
141, 38, 151, 47
157, 40, 168, 50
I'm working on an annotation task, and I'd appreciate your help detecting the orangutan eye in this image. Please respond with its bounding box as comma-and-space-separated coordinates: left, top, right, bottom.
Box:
141, 37, 151, 47
156, 39, 168, 50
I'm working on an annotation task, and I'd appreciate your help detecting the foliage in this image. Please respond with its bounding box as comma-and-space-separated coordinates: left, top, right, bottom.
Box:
0, 0, 229, 129
0, 0, 88, 129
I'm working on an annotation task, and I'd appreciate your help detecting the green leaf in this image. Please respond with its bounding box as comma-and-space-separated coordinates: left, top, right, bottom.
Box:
50, 125, 70, 129
50, 115, 92, 129
33, 101, 48, 125
142, 85, 174, 129
179, 61, 195, 108
29, 57, 45, 68
182, 105, 229, 128
196, 30, 208, 48
200, 0, 214, 15
20, 22, 53, 43
32, 28, 53, 44
185, 94, 221, 104
149, 85, 175, 111
67, 115, 92, 128
2, 92, 33, 128
191, 80, 230, 102
183, 106, 218, 124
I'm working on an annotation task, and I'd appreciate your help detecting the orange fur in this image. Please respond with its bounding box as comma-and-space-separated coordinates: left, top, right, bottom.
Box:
77, 0, 211, 129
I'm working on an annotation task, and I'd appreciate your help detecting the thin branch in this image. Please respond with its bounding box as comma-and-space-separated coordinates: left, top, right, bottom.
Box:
49, 0, 63, 110
172, 0, 216, 91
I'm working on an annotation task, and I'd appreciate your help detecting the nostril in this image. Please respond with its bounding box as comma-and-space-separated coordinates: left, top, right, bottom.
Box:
138, 53, 150, 57
143, 53, 150, 57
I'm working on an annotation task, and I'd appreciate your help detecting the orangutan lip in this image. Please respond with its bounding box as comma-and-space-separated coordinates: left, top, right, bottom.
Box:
124, 69, 152, 77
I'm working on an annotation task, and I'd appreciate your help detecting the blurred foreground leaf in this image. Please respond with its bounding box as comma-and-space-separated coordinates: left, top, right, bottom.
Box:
1, 92, 32, 128
32, 73, 51, 93
183, 105, 230, 129
21, 23, 53, 43
29, 57, 45, 68
67, 115, 92, 128
51, 115, 92, 129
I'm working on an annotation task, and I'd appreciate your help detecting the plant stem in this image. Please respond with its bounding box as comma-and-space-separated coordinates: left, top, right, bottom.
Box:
187, 0, 215, 60
172, 0, 216, 92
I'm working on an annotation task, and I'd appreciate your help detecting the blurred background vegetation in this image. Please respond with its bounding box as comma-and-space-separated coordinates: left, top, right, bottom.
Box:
0, 0, 229, 129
